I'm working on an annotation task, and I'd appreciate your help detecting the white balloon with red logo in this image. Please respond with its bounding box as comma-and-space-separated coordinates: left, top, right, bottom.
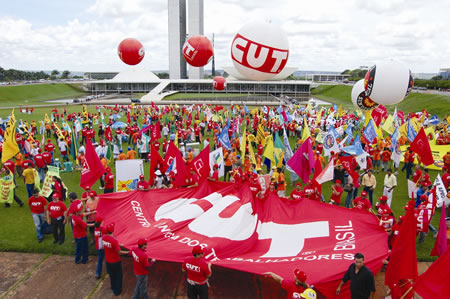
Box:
231, 22, 289, 81
182, 35, 214, 67
351, 79, 379, 110
213, 76, 226, 90
364, 61, 414, 105
117, 38, 145, 65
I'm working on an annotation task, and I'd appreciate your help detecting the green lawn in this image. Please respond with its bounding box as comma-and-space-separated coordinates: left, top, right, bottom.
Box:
0, 83, 87, 107
163, 92, 260, 100
312, 84, 450, 118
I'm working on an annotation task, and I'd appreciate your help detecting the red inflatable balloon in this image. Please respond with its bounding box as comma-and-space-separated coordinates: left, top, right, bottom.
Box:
182, 35, 213, 67
213, 76, 226, 90
118, 38, 145, 65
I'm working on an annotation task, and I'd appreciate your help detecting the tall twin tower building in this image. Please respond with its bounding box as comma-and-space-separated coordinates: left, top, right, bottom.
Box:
168, 0, 205, 79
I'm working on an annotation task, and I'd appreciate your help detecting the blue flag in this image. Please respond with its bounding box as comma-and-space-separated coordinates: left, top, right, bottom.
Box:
333, 103, 338, 111
363, 120, 377, 143
277, 105, 283, 114
407, 120, 417, 142
218, 124, 232, 150
429, 114, 439, 125
244, 105, 250, 114
328, 125, 340, 138
390, 128, 399, 152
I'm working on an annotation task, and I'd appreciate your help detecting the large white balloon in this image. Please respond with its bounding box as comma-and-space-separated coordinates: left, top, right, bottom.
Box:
352, 79, 379, 110
231, 22, 289, 81
364, 61, 413, 105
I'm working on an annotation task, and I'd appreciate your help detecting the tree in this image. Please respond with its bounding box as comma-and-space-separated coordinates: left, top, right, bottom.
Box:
61, 70, 70, 79
431, 75, 443, 81
51, 70, 60, 76
156, 72, 169, 79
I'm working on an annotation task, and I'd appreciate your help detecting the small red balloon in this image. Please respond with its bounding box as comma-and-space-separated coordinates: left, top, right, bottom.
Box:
182, 35, 213, 67
213, 76, 226, 90
118, 38, 145, 65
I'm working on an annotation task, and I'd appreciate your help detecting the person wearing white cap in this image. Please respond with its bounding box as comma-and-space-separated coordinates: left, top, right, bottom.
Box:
153, 170, 164, 189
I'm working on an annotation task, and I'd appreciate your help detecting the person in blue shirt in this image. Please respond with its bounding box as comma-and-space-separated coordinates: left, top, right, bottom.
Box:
415, 182, 430, 207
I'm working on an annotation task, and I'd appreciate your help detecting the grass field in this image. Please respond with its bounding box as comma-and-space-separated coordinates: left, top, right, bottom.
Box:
0, 104, 444, 262
163, 92, 258, 100
312, 84, 450, 118
0, 83, 87, 107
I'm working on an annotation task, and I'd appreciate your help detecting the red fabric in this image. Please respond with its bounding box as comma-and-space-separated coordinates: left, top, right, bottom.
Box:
103, 234, 121, 263
164, 141, 189, 187
149, 144, 165, 186
281, 280, 306, 299
28, 196, 47, 214
371, 105, 386, 127
130, 247, 150, 275
339, 156, 360, 188
182, 256, 211, 285
410, 128, 434, 166
414, 248, 450, 298
96, 180, 388, 298
151, 121, 161, 142
430, 204, 447, 256
47, 201, 67, 219
105, 126, 113, 142
80, 139, 105, 188
71, 215, 87, 239
190, 147, 210, 179
385, 201, 418, 291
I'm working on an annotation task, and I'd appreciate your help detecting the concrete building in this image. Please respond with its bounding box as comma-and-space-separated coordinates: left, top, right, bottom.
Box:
439, 68, 450, 80
187, 0, 204, 79
168, 0, 187, 79
307, 74, 350, 82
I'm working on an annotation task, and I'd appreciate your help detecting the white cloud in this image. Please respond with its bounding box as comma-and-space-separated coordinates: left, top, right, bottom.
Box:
0, 0, 449, 73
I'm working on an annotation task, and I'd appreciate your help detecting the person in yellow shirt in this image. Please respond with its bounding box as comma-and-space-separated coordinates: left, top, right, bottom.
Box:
118, 149, 127, 160
22, 166, 35, 198
126, 147, 137, 159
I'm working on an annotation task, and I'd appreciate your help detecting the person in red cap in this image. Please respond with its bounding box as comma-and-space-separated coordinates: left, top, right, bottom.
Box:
264, 268, 310, 298
46, 193, 67, 245
374, 196, 392, 218
129, 238, 156, 299
352, 191, 372, 212
104, 167, 114, 194
94, 217, 105, 279
290, 183, 304, 200
102, 223, 129, 296
304, 180, 319, 201
182, 245, 212, 299
137, 175, 150, 191
330, 179, 343, 205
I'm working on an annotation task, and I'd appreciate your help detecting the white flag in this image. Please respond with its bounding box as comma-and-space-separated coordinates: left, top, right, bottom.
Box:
209, 147, 224, 178
316, 158, 334, 184
434, 174, 449, 208
356, 151, 368, 169
407, 179, 418, 199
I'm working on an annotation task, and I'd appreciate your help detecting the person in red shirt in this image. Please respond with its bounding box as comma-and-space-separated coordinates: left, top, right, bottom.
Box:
34, 149, 46, 181
182, 245, 212, 299
104, 167, 114, 194
264, 269, 311, 299
290, 183, 304, 200
28, 188, 47, 242
71, 195, 94, 264
137, 175, 150, 191
330, 180, 344, 205
130, 238, 156, 299
103, 223, 129, 296
304, 180, 319, 201
46, 193, 67, 245
185, 168, 200, 188
208, 164, 219, 181
375, 196, 392, 218
352, 191, 372, 212
248, 173, 263, 199
442, 166, 450, 189
42, 151, 52, 165
412, 165, 422, 184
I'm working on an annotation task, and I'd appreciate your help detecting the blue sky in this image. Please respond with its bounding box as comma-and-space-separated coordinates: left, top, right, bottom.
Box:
0, 0, 449, 73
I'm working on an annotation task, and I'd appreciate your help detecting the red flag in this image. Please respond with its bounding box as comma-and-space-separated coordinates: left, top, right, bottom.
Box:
414, 249, 450, 298
164, 141, 189, 187
105, 126, 113, 142
371, 105, 386, 127
385, 200, 418, 295
410, 128, 434, 165
149, 144, 165, 186
80, 138, 105, 187
339, 156, 359, 187
190, 146, 210, 179
430, 203, 447, 256
151, 121, 161, 142
313, 156, 322, 179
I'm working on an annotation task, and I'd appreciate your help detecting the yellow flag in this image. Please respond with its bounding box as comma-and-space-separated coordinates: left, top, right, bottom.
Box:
425, 127, 436, 145
399, 122, 408, 137
315, 107, 323, 127
248, 142, 257, 165
364, 110, 372, 127
174, 132, 178, 147
2, 109, 19, 163
256, 124, 266, 147
53, 123, 65, 140
302, 117, 311, 140
240, 127, 246, 163
382, 115, 395, 134
263, 135, 275, 166
44, 113, 51, 124
277, 151, 285, 168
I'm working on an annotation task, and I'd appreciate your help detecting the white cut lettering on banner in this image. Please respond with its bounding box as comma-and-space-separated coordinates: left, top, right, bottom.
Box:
130, 200, 151, 227
334, 221, 356, 250
257, 221, 330, 258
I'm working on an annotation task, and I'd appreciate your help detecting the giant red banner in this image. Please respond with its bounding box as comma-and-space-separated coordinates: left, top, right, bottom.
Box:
97, 180, 388, 298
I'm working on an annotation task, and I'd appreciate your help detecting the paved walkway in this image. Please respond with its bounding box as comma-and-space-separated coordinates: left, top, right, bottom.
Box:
0, 252, 430, 299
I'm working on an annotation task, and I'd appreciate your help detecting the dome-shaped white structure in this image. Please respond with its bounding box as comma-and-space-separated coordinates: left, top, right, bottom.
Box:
111, 67, 161, 82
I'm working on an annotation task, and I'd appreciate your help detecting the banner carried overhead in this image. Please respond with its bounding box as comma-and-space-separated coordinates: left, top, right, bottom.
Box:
97, 180, 388, 298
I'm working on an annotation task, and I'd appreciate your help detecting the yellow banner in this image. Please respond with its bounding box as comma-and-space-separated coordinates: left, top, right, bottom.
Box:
400, 144, 450, 170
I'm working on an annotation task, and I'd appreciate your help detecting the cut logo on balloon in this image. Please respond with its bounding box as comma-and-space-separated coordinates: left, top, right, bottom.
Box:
356, 91, 378, 110
364, 65, 376, 97
405, 70, 414, 98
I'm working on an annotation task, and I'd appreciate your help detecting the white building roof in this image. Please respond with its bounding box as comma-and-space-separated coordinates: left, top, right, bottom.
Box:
93, 67, 161, 83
